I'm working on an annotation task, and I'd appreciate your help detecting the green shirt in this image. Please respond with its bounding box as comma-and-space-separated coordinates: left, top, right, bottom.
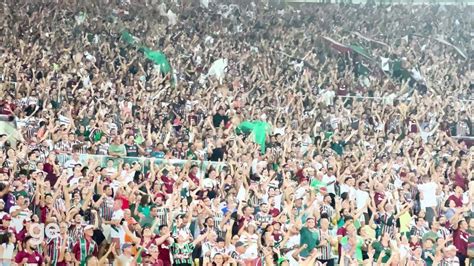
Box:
170, 242, 195, 264
422, 248, 435, 266
340, 236, 363, 262
330, 141, 346, 155
138, 205, 150, 218
372, 241, 391, 263
299, 227, 319, 257
108, 144, 126, 156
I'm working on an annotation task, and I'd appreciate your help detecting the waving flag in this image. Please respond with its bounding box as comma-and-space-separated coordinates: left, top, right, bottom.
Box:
236, 121, 271, 154
310, 179, 328, 193
121, 30, 172, 75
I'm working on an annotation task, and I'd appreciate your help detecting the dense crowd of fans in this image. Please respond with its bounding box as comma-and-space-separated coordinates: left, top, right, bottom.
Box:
0, 0, 473, 265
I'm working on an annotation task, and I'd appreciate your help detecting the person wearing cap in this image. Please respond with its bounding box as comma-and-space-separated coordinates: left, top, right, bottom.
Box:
14, 236, 43, 265
228, 241, 247, 262
115, 243, 134, 266
9, 194, 32, 233
72, 225, 98, 266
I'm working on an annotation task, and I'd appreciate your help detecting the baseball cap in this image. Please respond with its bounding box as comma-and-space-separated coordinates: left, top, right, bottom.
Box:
84, 225, 94, 231
2, 214, 11, 221
235, 241, 247, 248
122, 243, 133, 250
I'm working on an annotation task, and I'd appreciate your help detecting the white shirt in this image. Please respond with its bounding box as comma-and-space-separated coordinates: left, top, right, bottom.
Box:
417, 182, 438, 208
284, 250, 300, 266
321, 90, 336, 106
64, 159, 81, 175
105, 166, 117, 177
322, 174, 336, 194
69, 176, 83, 186
0, 243, 14, 260
340, 184, 356, 200
9, 205, 31, 232
284, 235, 301, 249
110, 210, 125, 245
355, 189, 370, 211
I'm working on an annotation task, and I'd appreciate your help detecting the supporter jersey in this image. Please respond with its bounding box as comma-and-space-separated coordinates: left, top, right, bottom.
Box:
170, 242, 194, 265
157, 239, 171, 265
15, 250, 43, 265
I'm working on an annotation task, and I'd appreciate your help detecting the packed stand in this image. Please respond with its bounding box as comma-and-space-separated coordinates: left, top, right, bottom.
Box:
0, 0, 473, 265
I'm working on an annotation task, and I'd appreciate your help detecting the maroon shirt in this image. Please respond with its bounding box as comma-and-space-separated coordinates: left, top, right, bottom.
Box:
374, 192, 385, 207
43, 163, 59, 187
269, 208, 280, 217
15, 250, 43, 264
39, 206, 50, 224
447, 194, 463, 208
188, 173, 200, 187
157, 239, 171, 265
454, 173, 467, 191
161, 175, 175, 194
337, 226, 348, 258
453, 229, 469, 256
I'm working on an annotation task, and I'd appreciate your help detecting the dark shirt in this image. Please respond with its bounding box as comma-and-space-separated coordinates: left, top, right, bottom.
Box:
124, 143, 139, 157
209, 148, 225, 162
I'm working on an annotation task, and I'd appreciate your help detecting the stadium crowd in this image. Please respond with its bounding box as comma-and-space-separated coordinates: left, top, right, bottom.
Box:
0, 0, 473, 265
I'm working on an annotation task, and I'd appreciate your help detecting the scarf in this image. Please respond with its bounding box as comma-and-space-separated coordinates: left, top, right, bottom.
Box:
79, 239, 95, 266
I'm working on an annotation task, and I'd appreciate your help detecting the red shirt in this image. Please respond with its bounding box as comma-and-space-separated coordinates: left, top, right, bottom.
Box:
116, 195, 130, 210
15, 250, 43, 264
157, 239, 171, 265
447, 194, 463, 208
454, 173, 467, 190
161, 175, 175, 194
374, 192, 385, 207
188, 173, 200, 186
39, 206, 50, 223
453, 229, 469, 256
269, 208, 280, 217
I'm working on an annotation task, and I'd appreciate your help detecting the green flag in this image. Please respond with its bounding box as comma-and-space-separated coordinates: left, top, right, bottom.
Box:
310, 179, 327, 191
121, 30, 138, 45
121, 30, 172, 75
355, 61, 370, 77
349, 44, 372, 60
143, 48, 172, 74
236, 121, 271, 154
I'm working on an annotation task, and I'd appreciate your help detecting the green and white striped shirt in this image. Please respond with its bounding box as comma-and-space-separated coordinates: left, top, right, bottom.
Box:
170, 242, 195, 265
